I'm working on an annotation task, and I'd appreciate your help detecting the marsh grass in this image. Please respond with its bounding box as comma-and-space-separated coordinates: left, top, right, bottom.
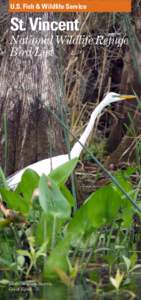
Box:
1, 10, 141, 299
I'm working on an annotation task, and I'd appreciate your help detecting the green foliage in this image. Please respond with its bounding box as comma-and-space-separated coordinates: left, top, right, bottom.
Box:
35, 211, 68, 250
49, 158, 78, 185
0, 169, 39, 215
0, 167, 8, 189
43, 170, 135, 279
39, 175, 71, 219
16, 169, 39, 201
17, 236, 48, 277
84, 137, 107, 161
0, 160, 139, 287
110, 269, 124, 290
0, 189, 29, 214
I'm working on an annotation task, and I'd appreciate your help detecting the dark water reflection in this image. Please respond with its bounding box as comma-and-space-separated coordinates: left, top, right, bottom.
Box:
0, 275, 141, 300
0, 283, 94, 300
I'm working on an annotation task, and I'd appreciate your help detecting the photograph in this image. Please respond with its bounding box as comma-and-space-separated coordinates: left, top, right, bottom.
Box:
0, 0, 141, 299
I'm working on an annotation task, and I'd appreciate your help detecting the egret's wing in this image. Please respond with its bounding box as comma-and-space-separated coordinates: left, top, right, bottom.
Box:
7, 168, 26, 189
7, 154, 69, 189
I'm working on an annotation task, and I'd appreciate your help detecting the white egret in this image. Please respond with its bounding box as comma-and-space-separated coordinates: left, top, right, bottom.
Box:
7, 92, 136, 188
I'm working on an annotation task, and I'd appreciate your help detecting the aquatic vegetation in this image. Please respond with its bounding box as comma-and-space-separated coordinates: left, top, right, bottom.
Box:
0, 159, 141, 298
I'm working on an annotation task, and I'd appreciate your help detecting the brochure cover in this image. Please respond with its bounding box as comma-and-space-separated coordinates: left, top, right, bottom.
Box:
0, 0, 141, 298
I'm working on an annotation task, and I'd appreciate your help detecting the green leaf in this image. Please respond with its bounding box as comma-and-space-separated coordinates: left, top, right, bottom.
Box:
35, 213, 63, 247
0, 188, 29, 214
112, 170, 134, 199
34, 213, 49, 247
17, 255, 25, 269
0, 167, 9, 189
0, 279, 10, 285
43, 205, 90, 280
36, 241, 48, 259
0, 169, 39, 215
17, 250, 31, 259
60, 184, 75, 207
122, 256, 131, 272
16, 169, 39, 201
112, 172, 134, 227
49, 158, 78, 185
43, 239, 71, 280
110, 269, 124, 290
39, 175, 71, 219
1, 169, 39, 215
86, 185, 121, 228
130, 253, 137, 268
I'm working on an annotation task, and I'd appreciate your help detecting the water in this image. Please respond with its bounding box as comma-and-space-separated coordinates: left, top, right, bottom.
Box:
0, 274, 141, 300
0, 282, 94, 300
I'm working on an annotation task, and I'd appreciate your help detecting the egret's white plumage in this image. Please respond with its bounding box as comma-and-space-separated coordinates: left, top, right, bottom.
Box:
7, 92, 136, 188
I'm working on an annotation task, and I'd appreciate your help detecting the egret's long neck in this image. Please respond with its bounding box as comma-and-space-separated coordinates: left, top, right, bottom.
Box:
70, 99, 107, 158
